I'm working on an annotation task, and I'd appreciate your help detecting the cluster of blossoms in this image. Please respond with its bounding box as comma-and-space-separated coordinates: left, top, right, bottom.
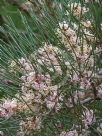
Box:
0, 99, 17, 118
56, 1, 102, 135
1, 1, 102, 136
58, 108, 94, 136
68, 3, 88, 16
0, 43, 65, 135
82, 108, 94, 130
59, 130, 78, 136
36, 43, 62, 74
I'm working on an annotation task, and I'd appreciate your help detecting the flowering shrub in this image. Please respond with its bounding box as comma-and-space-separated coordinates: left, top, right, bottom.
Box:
0, 0, 102, 136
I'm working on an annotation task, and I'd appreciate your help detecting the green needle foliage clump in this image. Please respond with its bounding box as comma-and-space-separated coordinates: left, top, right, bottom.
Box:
0, 0, 102, 136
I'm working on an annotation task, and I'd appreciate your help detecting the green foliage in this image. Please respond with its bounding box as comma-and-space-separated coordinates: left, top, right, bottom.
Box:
0, 0, 102, 136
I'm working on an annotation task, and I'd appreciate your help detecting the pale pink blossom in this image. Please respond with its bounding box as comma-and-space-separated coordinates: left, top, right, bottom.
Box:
72, 74, 80, 82
0, 131, 4, 136
81, 21, 92, 28
24, 63, 32, 72
82, 108, 94, 129
68, 3, 88, 16
80, 74, 91, 89
66, 97, 74, 108
0, 99, 17, 118
46, 90, 62, 111
97, 123, 102, 134
59, 130, 78, 136
20, 116, 41, 131
96, 84, 102, 98
3, 99, 17, 111
18, 57, 33, 72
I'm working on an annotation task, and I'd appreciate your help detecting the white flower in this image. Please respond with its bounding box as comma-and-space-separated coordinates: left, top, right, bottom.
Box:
10, 60, 16, 68
96, 84, 102, 98
81, 21, 92, 28
20, 116, 41, 131
3, 99, 17, 111
59, 21, 68, 30
19, 57, 26, 64
0, 131, 4, 136
82, 108, 94, 129
57, 21, 77, 46
0, 99, 17, 118
72, 74, 80, 82
21, 1, 33, 12
59, 130, 78, 136
68, 3, 88, 16
46, 89, 62, 111
66, 97, 74, 108
18, 57, 33, 72
97, 123, 102, 134
24, 63, 32, 71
